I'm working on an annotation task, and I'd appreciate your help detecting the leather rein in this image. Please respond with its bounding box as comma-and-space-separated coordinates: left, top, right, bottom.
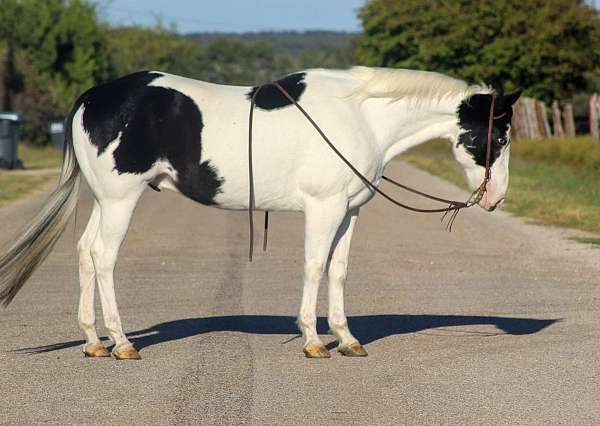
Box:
247, 81, 499, 261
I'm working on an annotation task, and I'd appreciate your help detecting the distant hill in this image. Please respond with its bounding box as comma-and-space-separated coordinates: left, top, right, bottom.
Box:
187, 30, 360, 55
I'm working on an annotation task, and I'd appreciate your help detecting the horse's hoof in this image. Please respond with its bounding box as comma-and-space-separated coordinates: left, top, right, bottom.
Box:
339, 343, 368, 357
112, 344, 141, 360
303, 344, 331, 359
83, 343, 110, 358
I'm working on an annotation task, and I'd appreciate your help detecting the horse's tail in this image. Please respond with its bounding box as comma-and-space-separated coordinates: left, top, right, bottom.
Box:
0, 105, 81, 306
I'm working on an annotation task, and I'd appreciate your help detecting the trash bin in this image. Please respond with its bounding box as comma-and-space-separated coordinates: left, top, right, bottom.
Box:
48, 118, 65, 150
0, 112, 24, 169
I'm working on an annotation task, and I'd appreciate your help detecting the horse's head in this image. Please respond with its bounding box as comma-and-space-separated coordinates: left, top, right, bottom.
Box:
451, 90, 521, 211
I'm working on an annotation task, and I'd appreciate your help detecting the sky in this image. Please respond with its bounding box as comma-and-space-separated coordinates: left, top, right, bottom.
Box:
100, 0, 367, 33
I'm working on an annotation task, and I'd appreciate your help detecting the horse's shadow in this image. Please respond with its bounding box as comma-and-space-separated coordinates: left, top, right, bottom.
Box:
14, 314, 558, 354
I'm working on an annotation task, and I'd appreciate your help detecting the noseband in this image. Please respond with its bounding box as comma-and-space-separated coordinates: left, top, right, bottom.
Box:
247, 82, 498, 261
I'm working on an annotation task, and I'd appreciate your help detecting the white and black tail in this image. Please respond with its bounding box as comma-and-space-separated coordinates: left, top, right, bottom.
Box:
0, 107, 81, 306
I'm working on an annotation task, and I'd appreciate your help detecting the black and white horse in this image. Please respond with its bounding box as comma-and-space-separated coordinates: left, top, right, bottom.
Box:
0, 67, 519, 359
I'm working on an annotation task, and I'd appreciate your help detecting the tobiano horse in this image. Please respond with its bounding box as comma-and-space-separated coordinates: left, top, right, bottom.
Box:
0, 67, 520, 359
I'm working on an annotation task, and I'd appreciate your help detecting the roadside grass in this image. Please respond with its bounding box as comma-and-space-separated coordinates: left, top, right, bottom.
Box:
17, 144, 62, 169
0, 173, 56, 207
569, 237, 600, 247
0, 144, 62, 207
401, 137, 600, 235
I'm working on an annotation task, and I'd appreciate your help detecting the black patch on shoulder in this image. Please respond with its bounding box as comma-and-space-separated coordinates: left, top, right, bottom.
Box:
80, 71, 223, 205
457, 94, 513, 167
246, 72, 306, 110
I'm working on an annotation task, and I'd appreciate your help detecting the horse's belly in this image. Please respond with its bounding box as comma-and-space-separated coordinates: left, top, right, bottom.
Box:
215, 181, 303, 211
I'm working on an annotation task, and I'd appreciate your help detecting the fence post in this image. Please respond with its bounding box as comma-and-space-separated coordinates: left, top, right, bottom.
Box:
552, 101, 564, 138
510, 98, 526, 140
590, 93, 599, 141
529, 98, 542, 139
536, 101, 551, 138
563, 103, 576, 137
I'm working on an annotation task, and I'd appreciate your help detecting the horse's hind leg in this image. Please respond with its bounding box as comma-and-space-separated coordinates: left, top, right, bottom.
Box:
91, 190, 143, 360
327, 208, 367, 357
299, 195, 348, 358
78, 200, 109, 357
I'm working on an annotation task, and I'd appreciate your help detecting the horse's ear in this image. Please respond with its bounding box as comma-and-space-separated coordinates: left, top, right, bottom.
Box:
491, 80, 505, 96
498, 90, 522, 110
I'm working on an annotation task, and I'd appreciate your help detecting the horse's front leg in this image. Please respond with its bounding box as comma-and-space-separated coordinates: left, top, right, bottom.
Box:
299, 195, 348, 359
327, 208, 367, 357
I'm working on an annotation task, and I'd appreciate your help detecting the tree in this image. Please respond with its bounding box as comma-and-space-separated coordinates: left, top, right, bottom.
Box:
0, 0, 111, 144
195, 38, 295, 85
108, 26, 205, 77
108, 28, 298, 86
356, 0, 600, 102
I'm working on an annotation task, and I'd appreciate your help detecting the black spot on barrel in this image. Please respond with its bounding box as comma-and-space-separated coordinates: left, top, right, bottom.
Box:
247, 72, 306, 110
78, 70, 223, 205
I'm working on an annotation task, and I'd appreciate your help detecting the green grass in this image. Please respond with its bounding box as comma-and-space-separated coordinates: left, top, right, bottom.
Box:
569, 237, 600, 247
0, 144, 62, 207
401, 137, 600, 234
17, 144, 62, 169
0, 173, 56, 207
512, 137, 600, 170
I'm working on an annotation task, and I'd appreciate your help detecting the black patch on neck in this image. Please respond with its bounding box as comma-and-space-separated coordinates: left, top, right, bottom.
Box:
456, 94, 512, 167
80, 71, 223, 205
246, 72, 306, 110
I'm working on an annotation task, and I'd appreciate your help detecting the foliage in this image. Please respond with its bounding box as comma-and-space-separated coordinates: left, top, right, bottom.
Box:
191, 31, 358, 55
108, 29, 300, 85
189, 31, 358, 71
356, 0, 600, 102
0, 0, 110, 144
108, 26, 205, 77
194, 38, 296, 85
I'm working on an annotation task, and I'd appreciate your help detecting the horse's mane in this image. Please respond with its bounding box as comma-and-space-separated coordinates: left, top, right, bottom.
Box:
349, 66, 488, 104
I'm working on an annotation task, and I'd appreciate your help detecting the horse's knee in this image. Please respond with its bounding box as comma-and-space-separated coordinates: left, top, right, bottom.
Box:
90, 243, 113, 277
297, 315, 316, 330
78, 317, 95, 331
328, 260, 347, 283
304, 260, 325, 283
78, 242, 94, 274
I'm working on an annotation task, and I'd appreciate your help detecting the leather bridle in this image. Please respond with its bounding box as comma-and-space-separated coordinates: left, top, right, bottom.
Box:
247, 82, 499, 261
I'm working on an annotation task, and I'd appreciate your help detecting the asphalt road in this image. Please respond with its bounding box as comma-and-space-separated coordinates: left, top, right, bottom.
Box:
1, 161, 599, 425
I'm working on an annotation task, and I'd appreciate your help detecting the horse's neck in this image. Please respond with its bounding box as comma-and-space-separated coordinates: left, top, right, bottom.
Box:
360, 96, 461, 165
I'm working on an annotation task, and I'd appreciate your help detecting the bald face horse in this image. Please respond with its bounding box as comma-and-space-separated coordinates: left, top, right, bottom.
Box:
0, 67, 520, 359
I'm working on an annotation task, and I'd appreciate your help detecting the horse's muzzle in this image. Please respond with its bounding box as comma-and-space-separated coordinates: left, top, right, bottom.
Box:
479, 196, 505, 212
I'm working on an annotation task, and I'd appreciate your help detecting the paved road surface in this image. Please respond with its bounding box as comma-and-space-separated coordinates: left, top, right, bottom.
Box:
1, 161, 599, 425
